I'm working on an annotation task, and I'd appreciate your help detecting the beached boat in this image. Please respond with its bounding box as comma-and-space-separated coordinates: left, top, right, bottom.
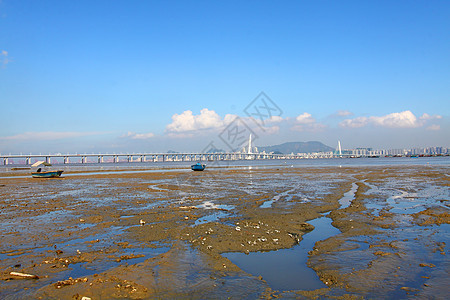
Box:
31, 170, 64, 178
30, 161, 64, 178
191, 162, 206, 171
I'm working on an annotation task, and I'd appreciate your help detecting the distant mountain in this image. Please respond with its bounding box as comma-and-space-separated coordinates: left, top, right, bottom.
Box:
257, 141, 334, 154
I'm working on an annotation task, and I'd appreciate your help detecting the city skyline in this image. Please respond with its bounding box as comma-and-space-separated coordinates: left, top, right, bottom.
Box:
1, 1, 449, 154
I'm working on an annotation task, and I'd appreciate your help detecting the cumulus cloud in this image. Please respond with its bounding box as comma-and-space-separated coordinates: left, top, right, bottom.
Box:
291, 112, 326, 132
263, 125, 280, 134
340, 111, 442, 129
339, 117, 369, 128
370, 111, 419, 128
166, 108, 231, 133
0, 131, 102, 141
165, 108, 283, 139
420, 113, 442, 121
266, 116, 284, 123
295, 112, 315, 124
122, 131, 155, 139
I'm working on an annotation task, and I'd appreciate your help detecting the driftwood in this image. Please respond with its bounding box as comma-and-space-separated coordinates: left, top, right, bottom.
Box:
9, 271, 39, 279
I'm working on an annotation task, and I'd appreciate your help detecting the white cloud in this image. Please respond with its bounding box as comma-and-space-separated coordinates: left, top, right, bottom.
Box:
339, 117, 369, 128
426, 124, 440, 131
333, 110, 353, 117
165, 108, 284, 139
266, 116, 284, 123
263, 125, 280, 134
420, 113, 442, 121
295, 112, 316, 124
166, 108, 227, 133
0, 131, 101, 141
338, 110, 353, 117
370, 111, 419, 128
122, 131, 155, 139
291, 112, 326, 132
340, 111, 442, 129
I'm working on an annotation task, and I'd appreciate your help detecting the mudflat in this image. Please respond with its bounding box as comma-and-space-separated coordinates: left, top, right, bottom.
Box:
0, 165, 448, 299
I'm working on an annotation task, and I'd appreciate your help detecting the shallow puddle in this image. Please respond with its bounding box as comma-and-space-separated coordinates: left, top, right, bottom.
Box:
338, 182, 358, 209
196, 201, 235, 210
364, 180, 448, 216
67, 244, 170, 280
260, 188, 294, 208
194, 211, 232, 226
223, 216, 340, 291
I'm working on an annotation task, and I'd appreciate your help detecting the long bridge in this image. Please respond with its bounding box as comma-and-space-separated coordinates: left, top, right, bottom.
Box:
0, 152, 310, 166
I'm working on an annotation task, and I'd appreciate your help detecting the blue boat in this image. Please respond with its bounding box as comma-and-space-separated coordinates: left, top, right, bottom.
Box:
191, 162, 206, 171
30, 161, 64, 178
31, 170, 64, 178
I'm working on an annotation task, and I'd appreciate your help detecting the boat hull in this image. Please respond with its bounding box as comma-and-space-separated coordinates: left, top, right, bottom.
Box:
191, 164, 206, 171
31, 171, 64, 178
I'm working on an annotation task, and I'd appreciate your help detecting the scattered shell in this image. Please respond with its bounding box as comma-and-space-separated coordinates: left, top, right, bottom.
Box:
179, 206, 197, 210
140, 219, 146, 225
235, 226, 241, 231
9, 272, 39, 279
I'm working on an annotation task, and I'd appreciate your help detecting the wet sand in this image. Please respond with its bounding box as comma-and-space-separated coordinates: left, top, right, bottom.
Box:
0, 165, 448, 299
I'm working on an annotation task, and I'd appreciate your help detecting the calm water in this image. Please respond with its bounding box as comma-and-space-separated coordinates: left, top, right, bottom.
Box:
1, 156, 449, 175
223, 216, 340, 291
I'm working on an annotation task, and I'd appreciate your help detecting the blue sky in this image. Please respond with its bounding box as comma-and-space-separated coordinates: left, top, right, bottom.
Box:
1, 0, 449, 154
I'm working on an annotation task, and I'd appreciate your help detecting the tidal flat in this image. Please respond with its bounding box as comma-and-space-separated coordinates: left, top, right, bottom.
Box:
0, 165, 449, 299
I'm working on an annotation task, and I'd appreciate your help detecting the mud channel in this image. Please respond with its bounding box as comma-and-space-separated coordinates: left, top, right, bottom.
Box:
0, 164, 449, 299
